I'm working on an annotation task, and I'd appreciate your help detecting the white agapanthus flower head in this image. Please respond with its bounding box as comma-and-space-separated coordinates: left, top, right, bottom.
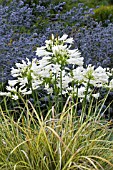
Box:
89, 66, 109, 87
35, 34, 83, 67
0, 34, 113, 102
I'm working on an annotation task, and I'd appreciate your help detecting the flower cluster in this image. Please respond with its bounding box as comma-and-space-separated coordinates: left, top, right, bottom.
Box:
0, 34, 113, 102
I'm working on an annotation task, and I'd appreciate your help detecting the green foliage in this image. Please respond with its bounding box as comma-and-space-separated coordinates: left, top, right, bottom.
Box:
0, 0, 13, 5
77, 0, 111, 7
0, 0, 112, 8
93, 5, 113, 23
24, 0, 51, 7
0, 100, 113, 170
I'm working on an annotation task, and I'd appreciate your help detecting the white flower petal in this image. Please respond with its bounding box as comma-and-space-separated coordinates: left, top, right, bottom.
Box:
8, 80, 18, 87
0, 92, 11, 97
92, 93, 100, 99
12, 94, 18, 100
59, 34, 68, 41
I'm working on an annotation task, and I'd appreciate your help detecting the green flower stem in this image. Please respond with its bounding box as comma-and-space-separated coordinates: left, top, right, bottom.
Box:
80, 80, 90, 124
72, 81, 78, 115
60, 65, 63, 110
31, 87, 41, 114
54, 73, 58, 107
75, 82, 79, 115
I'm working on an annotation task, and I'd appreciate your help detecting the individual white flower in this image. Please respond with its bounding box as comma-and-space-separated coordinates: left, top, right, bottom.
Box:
50, 64, 61, 74
13, 58, 32, 78
36, 46, 52, 57
72, 66, 85, 82
11, 94, 19, 100
21, 58, 27, 64
67, 49, 83, 66
45, 39, 53, 51
30, 64, 38, 74
16, 58, 29, 69
31, 72, 39, 80
52, 45, 68, 56
59, 34, 68, 41
30, 58, 39, 71
6, 86, 17, 92
0, 92, 11, 97
22, 89, 32, 95
8, 80, 18, 87
32, 79, 42, 90
67, 86, 73, 91
67, 57, 83, 66
46, 87, 53, 94
92, 93, 100, 99
90, 66, 109, 87
37, 65, 51, 78
37, 56, 51, 67
62, 75, 72, 89
94, 66, 109, 82
26, 58, 31, 65
65, 37, 74, 44
77, 86, 86, 98
84, 65, 95, 81
59, 34, 74, 44
11, 67, 20, 77
72, 85, 91, 100
18, 77, 28, 86
62, 89, 68, 95
18, 86, 32, 95
44, 83, 53, 94
68, 49, 81, 57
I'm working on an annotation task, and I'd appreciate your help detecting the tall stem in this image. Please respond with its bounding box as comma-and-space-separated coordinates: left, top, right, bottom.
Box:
54, 73, 58, 107
80, 80, 90, 124
60, 65, 63, 110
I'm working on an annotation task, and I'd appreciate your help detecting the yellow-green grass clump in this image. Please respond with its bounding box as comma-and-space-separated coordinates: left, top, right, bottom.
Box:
0, 100, 113, 170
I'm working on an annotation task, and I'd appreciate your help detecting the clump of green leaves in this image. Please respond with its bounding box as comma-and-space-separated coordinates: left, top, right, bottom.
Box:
93, 5, 113, 24
77, 0, 111, 8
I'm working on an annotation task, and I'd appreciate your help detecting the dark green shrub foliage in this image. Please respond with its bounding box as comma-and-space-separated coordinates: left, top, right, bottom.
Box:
24, 0, 51, 6
109, 0, 113, 4
93, 5, 113, 23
